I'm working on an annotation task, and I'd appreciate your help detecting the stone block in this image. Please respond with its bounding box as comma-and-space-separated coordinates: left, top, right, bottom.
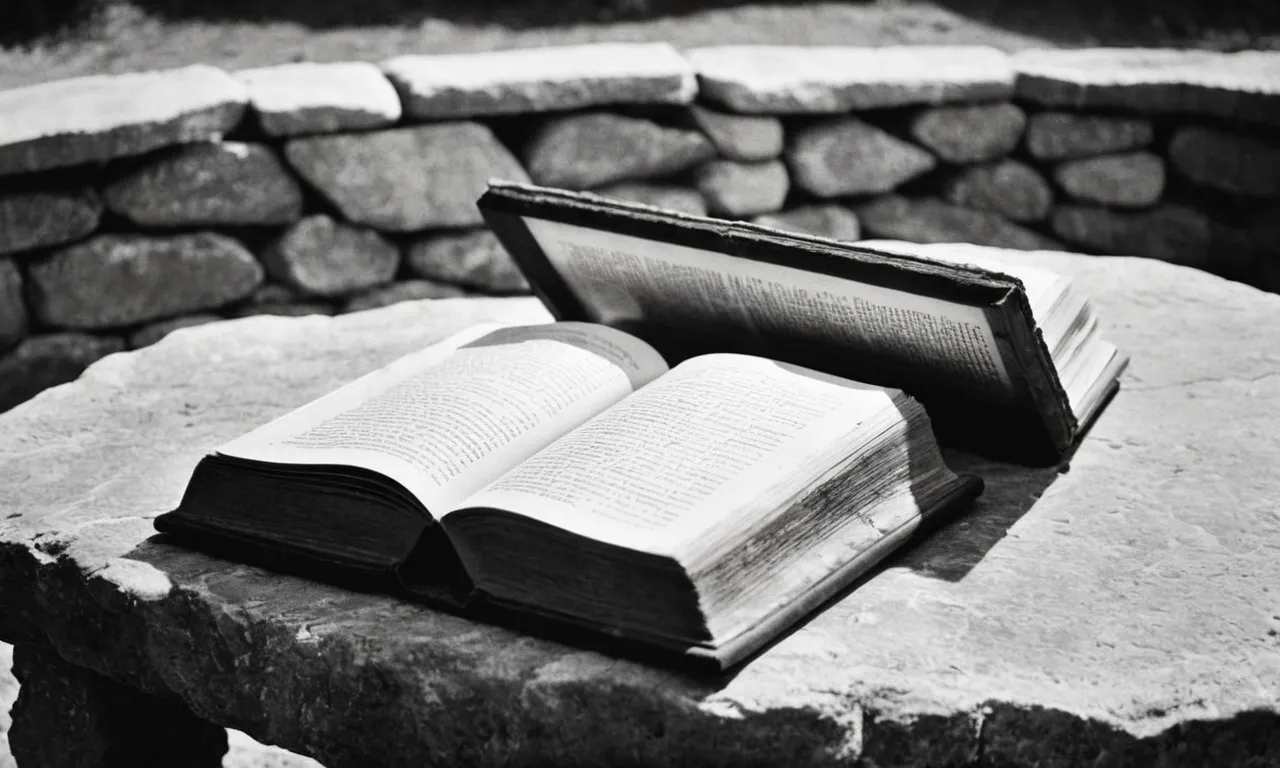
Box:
128, 314, 223, 350
687, 45, 1014, 113
405, 229, 529, 295
1014, 48, 1280, 126
752, 204, 861, 241
0, 259, 28, 353
857, 195, 1062, 251
0, 333, 125, 412
1051, 203, 1212, 266
590, 183, 707, 216
342, 280, 472, 313
908, 102, 1025, 164
786, 117, 936, 198
27, 233, 263, 329
0, 184, 101, 257
1024, 112, 1154, 161
941, 159, 1053, 223
236, 62, 401, 137
104, 142, 304, 227
1053, 152, 1165, 208
285, 123, 529, 231
261, 215, 400, 298
688, 105, 784, 162
1168, 126, 1280, 198
695, 159, 789, 218
0, 65, 247, 177
522, 112, 713, 190
383, 43, 695, 120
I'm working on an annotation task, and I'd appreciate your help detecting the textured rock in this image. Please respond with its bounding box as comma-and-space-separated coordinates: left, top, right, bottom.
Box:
1052, 204, 1212, 266
1168, 126, 1280, 198
688, 105, 784, 162
590, 183, 707, 216
752, 204, 860, 241
236, 62, 401, 137
787, 118, 937, 198
941, 159, 1053, 222
104, 142, 304, 227
231, 303, 334, 319
688, 45, 1014, 113
261, 215, 399, 298
0, 65, 246, 177
342, 280, 471, 313
285, 123, 529, 231
128, 314, 223, 350
523, 113, 714, 190
383, 43, 695, 120
0, 260, 27, 353
1024, 112, 1154, 161
857, 195, 1062, 250
1014, 48, 1280, 126
695, 159, 789, 217
1053, 152, 1165, 208
908, 102, 1025, 164
2, 263, 1279, 765
0, 332, 124, 412
0, 185, 101, 257
405, 229, 529, 294
27, 234, 263, 329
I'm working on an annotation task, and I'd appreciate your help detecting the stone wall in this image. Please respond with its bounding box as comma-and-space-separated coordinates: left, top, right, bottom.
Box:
1, 43, 1277, 413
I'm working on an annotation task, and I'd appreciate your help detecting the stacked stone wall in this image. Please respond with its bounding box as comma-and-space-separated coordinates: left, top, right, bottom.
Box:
1, 43, 1277, 412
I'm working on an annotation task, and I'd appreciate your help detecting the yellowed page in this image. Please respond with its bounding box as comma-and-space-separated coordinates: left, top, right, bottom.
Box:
217, 322, 669, 510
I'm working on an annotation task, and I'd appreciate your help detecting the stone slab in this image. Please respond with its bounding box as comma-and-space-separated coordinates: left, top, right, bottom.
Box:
687, 45, 1014, 114
236, 62, 401, 138
383, 43, 695, 120
1013, 48, 1280, 126
0, 65, 247, 177
1, 264, 1279, 765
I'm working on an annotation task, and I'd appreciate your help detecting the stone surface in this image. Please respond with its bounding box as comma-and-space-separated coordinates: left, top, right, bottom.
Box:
1168, 126, 1280, 198
261, 215, 399, 298
0, 65, 247, 177
941, 159, 1054, 222
2, 263, 1280, 765
1052, 204, 1212, 267
231, 303, 334, 319
128, 314, 223, 350
104, 142, 304, 227
694, 159, 789, 217
1053, 151, 1166, 208
404, 229, 529, 294
751, 204, 861, 241
590, 183, 707, 216
0, 332, 124, 412
857, 195, 1062, 251
27, 234, 263, 330
236, 62, 401, 137
0, 184, 101, 257
0, 260, 28, 354
248, 284, 305, 307
908, 102, 1026, 164
342, 280, 471, 313
687, 45, 1014, 113
285, 123, 529, 231
1013, 48, 1280, 126
1024, 112, 1154, 161
383, 43, 695, 120
786, 117, 937, 198
688, 105, 784, 162
522, 112, 714, 190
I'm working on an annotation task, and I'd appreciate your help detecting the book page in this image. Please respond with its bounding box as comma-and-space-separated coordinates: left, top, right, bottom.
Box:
522, 217, 1013, 393
217, 322, 669, 511
451, 354, 900, 555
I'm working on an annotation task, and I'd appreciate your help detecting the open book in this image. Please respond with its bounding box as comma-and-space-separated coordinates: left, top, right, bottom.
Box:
157, 322, 981, 669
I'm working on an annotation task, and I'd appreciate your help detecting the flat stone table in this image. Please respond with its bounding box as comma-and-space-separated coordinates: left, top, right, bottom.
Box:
2, 253, 1279, 767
